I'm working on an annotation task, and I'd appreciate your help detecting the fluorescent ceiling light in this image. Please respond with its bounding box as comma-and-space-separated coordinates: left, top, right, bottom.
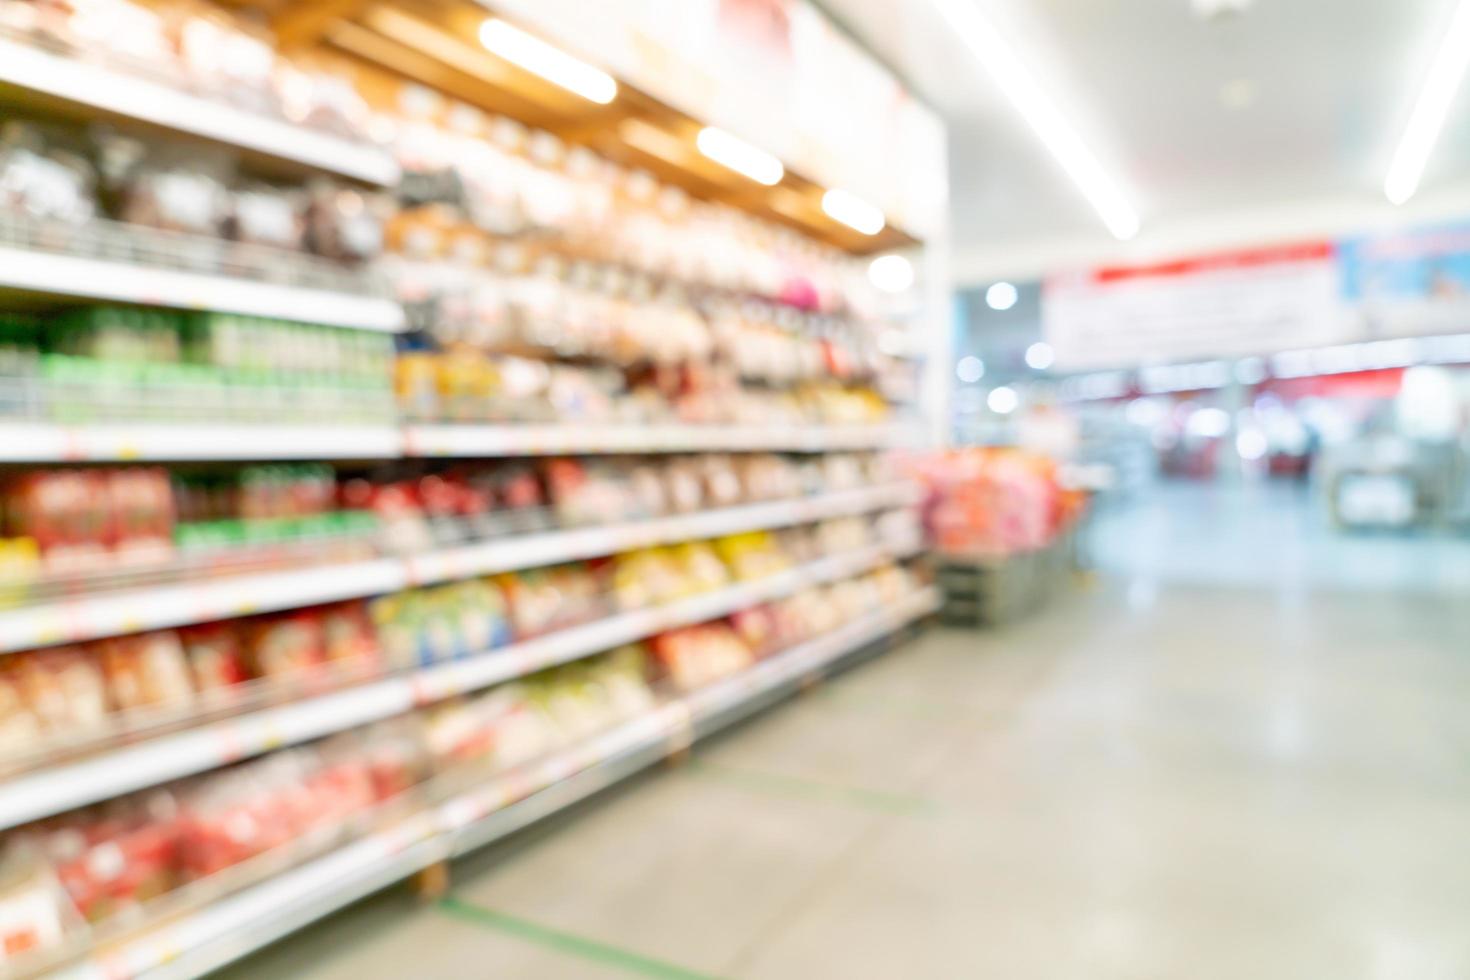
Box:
696, 126, 784, 185
868, 254, 915, 293
1384, 0, 1470, 205
822, 189, 885, 235
479, 19, 618, 105
929, 0, 1139, 240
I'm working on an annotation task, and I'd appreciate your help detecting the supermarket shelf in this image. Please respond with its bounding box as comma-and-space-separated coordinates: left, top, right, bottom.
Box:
0, 541, 921, 830
0, 423, 404, 464
0, 483, 917, 652
0, 35, 400, 186
55, 587, 940, 980
0, 244, 406, 331
0, 424, 921, 463
403, 483, 921, 585
402, 423, 924, 456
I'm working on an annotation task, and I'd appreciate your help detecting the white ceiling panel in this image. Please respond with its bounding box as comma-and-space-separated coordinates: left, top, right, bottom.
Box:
819, 0, 1470, 275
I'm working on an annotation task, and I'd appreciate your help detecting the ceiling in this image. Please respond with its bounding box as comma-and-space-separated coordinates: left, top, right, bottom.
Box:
819, 0, 1470, 281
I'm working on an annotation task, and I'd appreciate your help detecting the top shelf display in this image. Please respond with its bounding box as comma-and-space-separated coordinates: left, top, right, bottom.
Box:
0, 30, 400, 187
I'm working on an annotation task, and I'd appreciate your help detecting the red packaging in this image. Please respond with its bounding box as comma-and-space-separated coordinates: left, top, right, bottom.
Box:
179, 624, 249, 694
244, 610, 326, 681
320, 602, 381, 670
105, 468, 174, 560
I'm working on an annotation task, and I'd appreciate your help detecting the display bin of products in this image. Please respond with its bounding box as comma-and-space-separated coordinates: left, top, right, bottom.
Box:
907, 448, 1086, 626
933, 529, 1076, 627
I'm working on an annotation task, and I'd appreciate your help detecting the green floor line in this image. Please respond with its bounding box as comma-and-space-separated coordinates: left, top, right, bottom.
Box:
437, 897, 724, 980
685, 759, 939, 816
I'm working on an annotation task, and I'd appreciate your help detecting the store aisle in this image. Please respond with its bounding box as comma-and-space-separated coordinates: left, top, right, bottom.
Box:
221, 575, 1470, 980
1088, 479, 1470, 594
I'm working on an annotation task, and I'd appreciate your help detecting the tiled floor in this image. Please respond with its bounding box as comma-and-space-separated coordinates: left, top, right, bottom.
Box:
221, 487, 1470, 979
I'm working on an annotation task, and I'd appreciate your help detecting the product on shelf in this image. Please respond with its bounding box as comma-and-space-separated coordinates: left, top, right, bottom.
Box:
0, 450, 892, 614
0, 599, 383, 769
496, 563, 604, 639
1, 468, 174, 573
9, 719, 425, 948
0, 844, 79, 965
0, 305, 396, 428
370, 577, 512, 669
713, 530, 793, 582
0, 115, 389, 291
649, 621, 754, 691
423, 644, 653, 774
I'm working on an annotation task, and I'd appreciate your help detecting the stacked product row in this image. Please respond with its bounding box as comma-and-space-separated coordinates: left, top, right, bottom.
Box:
0, 559, 927, 972
0, 0, 886, 309
0, 301, 894, 431
0, 451, 892, 592
0, 507, 915, 769
0, 60, 913, 434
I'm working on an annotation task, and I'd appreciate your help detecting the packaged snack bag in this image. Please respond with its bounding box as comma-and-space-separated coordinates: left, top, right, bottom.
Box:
179, 623, 249, 695
98, 633, 193, 714
14, 647, 111, 734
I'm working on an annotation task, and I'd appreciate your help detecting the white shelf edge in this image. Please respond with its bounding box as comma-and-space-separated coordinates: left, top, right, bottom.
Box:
402, 423, 923, 456
406, 483, 920, 585
0, 245, 405, 331
0, 542, 921, 830
0, 36, 400, 186
0, 424, 405, 463
55, 587, 939, 980
0, 424, 922, 463
0, 557, 406, 654
0, 484, 917, 652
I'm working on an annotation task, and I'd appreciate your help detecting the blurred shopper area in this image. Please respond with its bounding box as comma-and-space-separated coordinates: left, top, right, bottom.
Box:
1, 0, 1469, 977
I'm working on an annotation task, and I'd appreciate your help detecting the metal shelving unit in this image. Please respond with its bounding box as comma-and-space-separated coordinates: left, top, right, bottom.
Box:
0, 540, 921, 830
47, 587, 940, 980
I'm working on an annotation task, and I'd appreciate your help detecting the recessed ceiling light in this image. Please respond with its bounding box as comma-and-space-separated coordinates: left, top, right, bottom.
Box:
1025, 341, 1055, 370
986, 282, 1019, 311
1219, 77, 1257, 110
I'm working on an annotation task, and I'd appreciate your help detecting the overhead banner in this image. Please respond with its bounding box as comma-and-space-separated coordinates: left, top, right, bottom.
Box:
1042, 242, 1357, 371
488, 0, 948, 238
1339, 221, 1470, 339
